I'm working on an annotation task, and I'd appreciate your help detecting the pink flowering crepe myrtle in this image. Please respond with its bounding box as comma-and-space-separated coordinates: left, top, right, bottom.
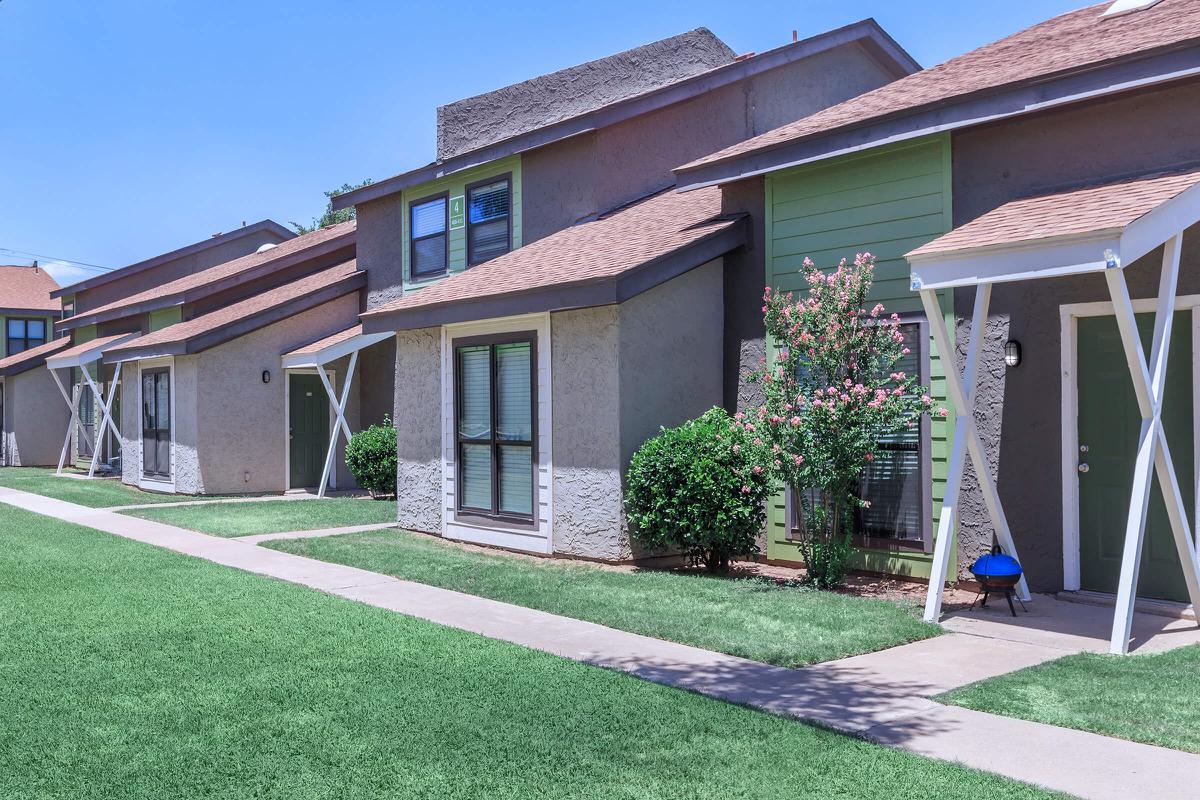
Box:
742, 253, 943, 517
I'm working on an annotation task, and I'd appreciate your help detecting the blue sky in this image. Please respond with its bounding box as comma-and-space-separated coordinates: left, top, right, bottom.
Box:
0, 0, 1082, 287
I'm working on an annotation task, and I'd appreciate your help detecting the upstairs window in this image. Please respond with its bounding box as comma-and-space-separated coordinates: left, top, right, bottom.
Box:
410, 194, 448, 279
6, 318, 46, 355
467, 177, 511, 266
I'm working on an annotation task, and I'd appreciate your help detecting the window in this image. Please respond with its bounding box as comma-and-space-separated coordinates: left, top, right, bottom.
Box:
410, 194, 448, 279
466, 177, 511, 266
788, 320, 930, 550
6, 318, 46, 355
141, 368, 171, 479
77, 376, 95, 459
454, 334, 536, 522
854, 321, 929, 547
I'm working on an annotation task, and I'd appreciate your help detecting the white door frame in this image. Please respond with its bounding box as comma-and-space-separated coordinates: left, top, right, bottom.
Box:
1059, 292, 1200, 592
137, 356, 176, 493
283, 367, 337, 492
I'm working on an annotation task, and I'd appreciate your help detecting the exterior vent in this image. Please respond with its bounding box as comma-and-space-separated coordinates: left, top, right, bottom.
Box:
256, 243, 278, 254
1102, 0, 1164, 17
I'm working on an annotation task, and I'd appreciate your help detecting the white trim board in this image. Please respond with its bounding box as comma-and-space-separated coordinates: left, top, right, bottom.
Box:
1059, 293, 1200, 593
439, 312, 553, 554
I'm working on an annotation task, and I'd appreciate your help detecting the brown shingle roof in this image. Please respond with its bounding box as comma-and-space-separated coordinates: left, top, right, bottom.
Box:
104, 261, 362, 360
46, 333, 140, 367
285, 324, 364, 358
361, 186, 742, 326
907, 167, 1200, 259
680, 0, 1200, 173
66, 220, 355, 328
0, 265, 60, 313
0, 336, 71, 377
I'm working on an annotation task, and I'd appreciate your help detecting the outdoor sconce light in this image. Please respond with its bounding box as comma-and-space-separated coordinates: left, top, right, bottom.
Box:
1004, 340, 1022, 368
262, 370, 272, 384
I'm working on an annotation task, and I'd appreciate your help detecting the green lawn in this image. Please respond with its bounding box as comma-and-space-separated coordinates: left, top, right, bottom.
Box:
0, 502, 1058, 800
0, 466, 228, 508
265, 528, 940, 668
121, 498, 396, 537
941, 645, 1200, 753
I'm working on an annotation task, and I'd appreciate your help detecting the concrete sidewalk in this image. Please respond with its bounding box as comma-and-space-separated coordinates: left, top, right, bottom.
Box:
3, 484, 1198, 800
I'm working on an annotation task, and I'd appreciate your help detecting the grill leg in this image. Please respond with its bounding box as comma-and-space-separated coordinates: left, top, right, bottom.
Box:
1005, 589, 1017, 617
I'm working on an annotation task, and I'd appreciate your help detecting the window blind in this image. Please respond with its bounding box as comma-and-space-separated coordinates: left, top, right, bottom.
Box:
467, 180, 510, 265
411, 197, 447, 278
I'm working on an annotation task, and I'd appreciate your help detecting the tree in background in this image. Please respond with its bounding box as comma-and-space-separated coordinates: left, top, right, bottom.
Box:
291, 179, 372, 234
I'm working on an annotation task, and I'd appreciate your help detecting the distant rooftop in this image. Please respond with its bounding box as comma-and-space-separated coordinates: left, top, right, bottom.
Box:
0, 264, 60, 313
51, 219, 296, 299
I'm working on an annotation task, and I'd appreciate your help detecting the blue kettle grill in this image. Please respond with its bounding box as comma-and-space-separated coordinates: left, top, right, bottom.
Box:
968, 545, 1026, 616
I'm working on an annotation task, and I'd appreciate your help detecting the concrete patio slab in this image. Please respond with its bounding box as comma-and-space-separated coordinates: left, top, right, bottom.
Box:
3, 483, 1198, 800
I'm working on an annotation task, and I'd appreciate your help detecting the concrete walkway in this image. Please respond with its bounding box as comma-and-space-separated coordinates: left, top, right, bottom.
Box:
3, 484, 1198, 800
236, 522, 397, 544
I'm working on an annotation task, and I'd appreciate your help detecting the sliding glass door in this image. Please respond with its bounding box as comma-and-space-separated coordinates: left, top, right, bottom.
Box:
141, 368, 171, 479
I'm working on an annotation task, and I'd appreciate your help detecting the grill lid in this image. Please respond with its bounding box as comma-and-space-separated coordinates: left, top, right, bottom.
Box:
970, 550, 1022, 578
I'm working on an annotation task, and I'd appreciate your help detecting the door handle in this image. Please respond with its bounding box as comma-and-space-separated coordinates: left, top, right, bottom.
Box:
1078, 463, 1090, 474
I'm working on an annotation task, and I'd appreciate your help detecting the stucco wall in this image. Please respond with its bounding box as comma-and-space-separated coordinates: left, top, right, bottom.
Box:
549, 260, 724, 561
393, 327, 442, 534
3, 368, 70, 466
720, 176, 766, 412
949, 78, 1200, 588
354, 194, 406, 312
550, 304, 623, 560
189, 293, 360, 495
436, 28, 735, 161
520, 44, 896, 244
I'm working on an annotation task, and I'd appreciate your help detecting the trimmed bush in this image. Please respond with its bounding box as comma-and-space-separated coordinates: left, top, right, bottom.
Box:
345, 416, 398, 499
625, 407, 772, 573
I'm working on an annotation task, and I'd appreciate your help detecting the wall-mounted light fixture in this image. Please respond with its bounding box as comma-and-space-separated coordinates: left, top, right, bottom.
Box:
1004, 340, 1022, 368
261, 370, 272, 384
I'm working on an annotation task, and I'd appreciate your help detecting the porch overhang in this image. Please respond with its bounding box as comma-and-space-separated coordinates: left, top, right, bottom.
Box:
281, 325, 391, 369
45, 333, 140, 370
908, 168, 1200, 290
906, 167, 1200, 655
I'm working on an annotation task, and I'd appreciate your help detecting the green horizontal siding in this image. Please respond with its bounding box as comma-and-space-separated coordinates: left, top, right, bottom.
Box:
401, 155, 522, 292
148, 307, 182, 332
762, 135, 956, 581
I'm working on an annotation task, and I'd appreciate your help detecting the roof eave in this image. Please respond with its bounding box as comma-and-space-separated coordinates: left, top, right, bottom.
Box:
360, 217, 747, 333
59, 234, 356, 332
332, 20, 918, 211
50, 220, 297, 299
675, 42, 1200, 191
103, 271, 365, 364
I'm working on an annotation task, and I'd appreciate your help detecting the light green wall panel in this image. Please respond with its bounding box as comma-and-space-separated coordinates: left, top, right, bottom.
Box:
400, 155, 522, 291
148, 307, 182, 332
762, 135, 956, 581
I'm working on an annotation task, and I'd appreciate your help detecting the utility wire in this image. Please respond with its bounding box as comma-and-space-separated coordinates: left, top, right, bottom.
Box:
0, 247, 113, 272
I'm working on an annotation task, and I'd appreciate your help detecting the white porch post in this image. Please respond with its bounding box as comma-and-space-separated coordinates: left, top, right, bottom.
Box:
922, 283, 1030, 624
315, 349, 358, 499
86, 362, 122, 478
49, 368, 92, 476
1104, 235, 1200, 653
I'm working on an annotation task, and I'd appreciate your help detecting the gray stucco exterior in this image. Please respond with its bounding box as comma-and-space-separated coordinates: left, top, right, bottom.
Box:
435, 28, 735, 161
119, 294, 361, 495
2, 368, 69, 466
553, 259, 724, 560
948, 78, 1200, 589
393, 326, 442, 533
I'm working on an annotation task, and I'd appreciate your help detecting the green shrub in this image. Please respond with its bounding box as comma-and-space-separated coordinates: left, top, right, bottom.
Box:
345, 416, 397, 499
625, 407, 772, 573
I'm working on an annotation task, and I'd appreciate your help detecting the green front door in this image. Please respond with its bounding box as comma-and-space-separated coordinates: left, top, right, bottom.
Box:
289, 374, 329, 489
1077, 311, 1194, 602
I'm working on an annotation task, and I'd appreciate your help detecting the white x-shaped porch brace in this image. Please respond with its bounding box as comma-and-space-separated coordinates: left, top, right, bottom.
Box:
45, 333, 138, 479
282, 327, 391, 498
909, 172, 1200, 654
